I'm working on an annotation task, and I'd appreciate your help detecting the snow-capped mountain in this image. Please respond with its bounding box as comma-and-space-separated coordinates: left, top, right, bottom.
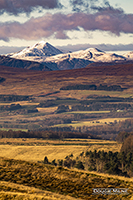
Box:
123, 51, 133, 60
45, 47, 125, 63
7, 41, 63, 61
6, 41, 132, 71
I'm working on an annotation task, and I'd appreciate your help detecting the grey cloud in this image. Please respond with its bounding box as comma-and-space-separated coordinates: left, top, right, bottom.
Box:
91, 5, 124, 14
57, 43, 133, 52
69, 0, 90, 12
0, 0, 61, 15
1, 43, 133, 55
69, 0, 113, 13
70, 0, 124, 16
0, 10, 133, 41
0, 46, 26, 54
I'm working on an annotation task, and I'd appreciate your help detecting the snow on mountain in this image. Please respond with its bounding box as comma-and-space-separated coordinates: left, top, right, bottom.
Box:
123, 51, 133, 60
6, 41, 129, 71
7, 41, 63, 61
43, 47, 126, 70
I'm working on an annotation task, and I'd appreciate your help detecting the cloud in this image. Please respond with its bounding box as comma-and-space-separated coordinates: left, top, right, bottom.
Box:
0, 46, 26, 54
91, 3, 124, 14
69, 0, 90, 12
1, 43, 133, 55
56, 43, 133, 52
0, 0, 61, 15
0, 9, 133, 41
69, 0, 115, 13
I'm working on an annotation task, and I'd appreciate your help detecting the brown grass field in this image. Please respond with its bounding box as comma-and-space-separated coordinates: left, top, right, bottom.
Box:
0, 138, 121, 162
0, 155, 133, 200
0, 62, 133, 97
0, 180, 78, 200
0, 62, 132, 131
53, 117, 133, 128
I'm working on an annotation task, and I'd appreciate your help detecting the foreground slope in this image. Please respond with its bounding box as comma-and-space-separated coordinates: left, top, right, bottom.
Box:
0, 156, 133, 200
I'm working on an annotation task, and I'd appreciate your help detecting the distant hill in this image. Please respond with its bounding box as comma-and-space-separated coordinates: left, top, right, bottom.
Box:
0, 61, 133, 97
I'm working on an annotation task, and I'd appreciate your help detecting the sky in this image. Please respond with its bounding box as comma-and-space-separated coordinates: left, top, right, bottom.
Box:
0, 0, 133, 54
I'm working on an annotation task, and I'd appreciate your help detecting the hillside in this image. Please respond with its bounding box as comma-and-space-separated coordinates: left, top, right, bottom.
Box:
0, 62, 133, 96
0, 156, 133, 200
0, 55, 51, 71
0, 62, 133, 137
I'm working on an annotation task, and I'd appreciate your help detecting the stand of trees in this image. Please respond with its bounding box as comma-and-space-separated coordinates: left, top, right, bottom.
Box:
116, 131, 133, 143
0, 129, 99, 139
85, 149, 133, 177
0, 77, 5, 83
84, 133, 133, 177
60, 84, 125, 91
43, 148, 133, 177
120, 134, 133, 154
0, 94, 30, 102
43, 155, 84, 170
42, 133, 133, 177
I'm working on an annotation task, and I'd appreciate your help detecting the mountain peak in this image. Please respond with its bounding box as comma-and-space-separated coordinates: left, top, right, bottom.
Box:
7, 41, 63, 60
87, 48, 104, 53
32, 41, 47, 48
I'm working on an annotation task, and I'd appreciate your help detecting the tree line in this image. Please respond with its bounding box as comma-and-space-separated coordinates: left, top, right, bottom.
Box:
0, 94, 30, 102
0, 129, 99, 139
0, 77, 5, 83
43, 134, 133, 177
60, 84, 125, 91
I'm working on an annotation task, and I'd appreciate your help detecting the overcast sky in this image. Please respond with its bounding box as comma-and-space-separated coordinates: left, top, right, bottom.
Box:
0, 0, 133, 54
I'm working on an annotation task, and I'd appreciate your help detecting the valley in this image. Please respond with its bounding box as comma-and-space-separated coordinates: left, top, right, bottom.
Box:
0, 56, 133, 199
0, 63, 133, 139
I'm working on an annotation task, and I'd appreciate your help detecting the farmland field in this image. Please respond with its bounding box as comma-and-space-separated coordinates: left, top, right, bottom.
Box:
0, 138, 121, 162
0, 64, 132, 137
53, 117, 133, 128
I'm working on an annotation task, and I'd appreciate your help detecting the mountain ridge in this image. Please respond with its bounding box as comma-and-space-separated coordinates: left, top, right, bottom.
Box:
7, 41, 63, 59
3, 41, 133, 71
0, 55, 51, 71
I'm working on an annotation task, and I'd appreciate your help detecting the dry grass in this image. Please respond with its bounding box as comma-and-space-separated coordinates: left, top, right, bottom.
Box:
53, 117, 133, 128
37, 107, 58, 113
57, 89, 133, 100
0, 65, 133, 97
0, 181, 79, 200
65, 111, 111, 114
0, 138, 121, 162
0, 156, 133, 199
0, 138, 118, 145
0, 145, 93, 162
0, 101, 39, 106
